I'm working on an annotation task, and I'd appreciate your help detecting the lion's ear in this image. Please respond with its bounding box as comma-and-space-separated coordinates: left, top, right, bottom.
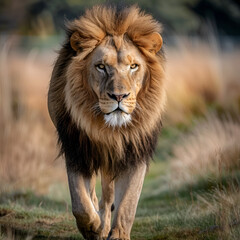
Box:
70, 31, 81, 51
138, 32, 163, 54
148, 32, 163, 54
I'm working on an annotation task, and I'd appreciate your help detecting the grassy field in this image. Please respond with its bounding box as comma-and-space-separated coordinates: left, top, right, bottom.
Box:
0, 36, 240, 239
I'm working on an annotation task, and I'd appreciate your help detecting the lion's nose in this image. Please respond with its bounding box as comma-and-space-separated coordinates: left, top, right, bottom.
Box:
107, 92, 130, 102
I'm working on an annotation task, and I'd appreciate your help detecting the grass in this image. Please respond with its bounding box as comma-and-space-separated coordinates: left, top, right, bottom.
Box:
1, 36, 240, 239
170, 114, 240, 186
165, 39, 240, 125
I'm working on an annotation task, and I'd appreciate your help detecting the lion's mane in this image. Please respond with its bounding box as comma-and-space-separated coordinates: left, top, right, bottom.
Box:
48, 5, 166, 177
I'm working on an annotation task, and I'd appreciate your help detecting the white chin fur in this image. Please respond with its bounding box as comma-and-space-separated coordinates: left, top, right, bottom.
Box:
104, 112, 131, 127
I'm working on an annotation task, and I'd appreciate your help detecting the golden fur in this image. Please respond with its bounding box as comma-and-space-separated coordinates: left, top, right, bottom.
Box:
48, 5, 166, 175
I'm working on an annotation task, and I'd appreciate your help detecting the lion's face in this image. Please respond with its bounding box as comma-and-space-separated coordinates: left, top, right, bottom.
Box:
89, 37, 147, 127
65, 19, 163, 131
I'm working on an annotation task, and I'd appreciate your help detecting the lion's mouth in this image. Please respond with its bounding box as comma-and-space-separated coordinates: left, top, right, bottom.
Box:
106, 107, 129, 115
103, 106, 132, 127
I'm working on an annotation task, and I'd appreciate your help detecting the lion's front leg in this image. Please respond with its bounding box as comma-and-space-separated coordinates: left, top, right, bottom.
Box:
89, 173, 99, 211
67, 170, 101, 240
108, 163, 147, 240
99, 170, 114, 239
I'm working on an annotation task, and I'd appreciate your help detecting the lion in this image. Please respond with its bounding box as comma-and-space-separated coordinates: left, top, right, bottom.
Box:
48, 5, 166, 240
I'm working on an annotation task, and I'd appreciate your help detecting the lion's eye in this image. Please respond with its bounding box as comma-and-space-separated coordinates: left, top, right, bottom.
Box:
96, 64, 106, 71
130, 63, 138, 70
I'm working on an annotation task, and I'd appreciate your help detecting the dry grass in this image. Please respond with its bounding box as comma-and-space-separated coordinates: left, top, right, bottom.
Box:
195, 182, 240, 239
166, 39, 240, 238
213, 187, 240, 239
0, 39, 66, 194
165, 38, 240, 125
170, 114, 240, 185
0, 117, 63, 193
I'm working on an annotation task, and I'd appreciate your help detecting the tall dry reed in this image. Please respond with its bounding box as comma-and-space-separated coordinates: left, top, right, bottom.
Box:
170, 114, 240, 185
0, 40, 65, 193
165, 39, 240, 124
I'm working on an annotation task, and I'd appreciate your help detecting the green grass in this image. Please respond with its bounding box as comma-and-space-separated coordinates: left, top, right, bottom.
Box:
0, 190, 80, 239
1, 126, 239, 239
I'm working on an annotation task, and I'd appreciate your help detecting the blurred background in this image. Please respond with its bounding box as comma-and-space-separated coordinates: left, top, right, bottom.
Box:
0, 0, 240, 239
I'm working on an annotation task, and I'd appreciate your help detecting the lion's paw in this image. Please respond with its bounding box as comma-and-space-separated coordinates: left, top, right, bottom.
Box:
80, 229, 100, 240
107, 228, 130, 240
76, 212, 102, 240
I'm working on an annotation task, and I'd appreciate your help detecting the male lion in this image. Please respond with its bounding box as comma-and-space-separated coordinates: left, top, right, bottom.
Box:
48, 5, 166, 240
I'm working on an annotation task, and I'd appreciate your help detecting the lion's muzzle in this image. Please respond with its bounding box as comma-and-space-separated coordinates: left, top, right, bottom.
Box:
101, 92, 133, 127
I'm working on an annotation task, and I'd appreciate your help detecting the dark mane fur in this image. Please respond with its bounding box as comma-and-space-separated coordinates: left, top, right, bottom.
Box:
57, 107, 161, 177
